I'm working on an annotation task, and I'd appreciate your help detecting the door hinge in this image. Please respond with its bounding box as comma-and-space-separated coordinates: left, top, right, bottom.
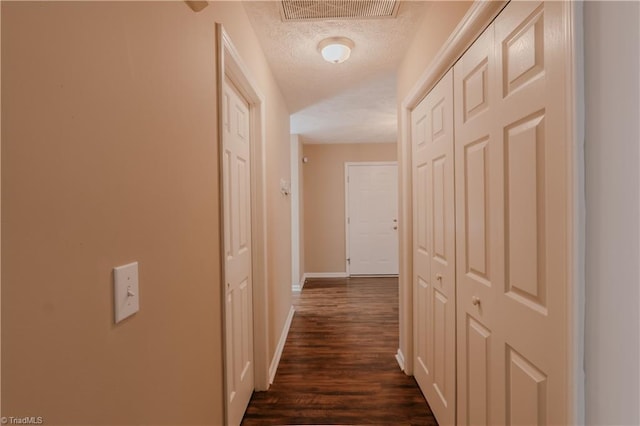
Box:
347, 258, 351, 264
347, 217, 350, 224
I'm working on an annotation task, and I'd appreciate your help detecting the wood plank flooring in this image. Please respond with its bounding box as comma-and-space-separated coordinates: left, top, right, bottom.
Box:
241, 276, 437, 425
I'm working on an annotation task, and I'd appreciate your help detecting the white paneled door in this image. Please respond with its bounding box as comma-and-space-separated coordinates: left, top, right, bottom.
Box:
222, 76, 254, 426
454, 2, 569, 424
411, 69, 457, 426
346, 163, 399, 275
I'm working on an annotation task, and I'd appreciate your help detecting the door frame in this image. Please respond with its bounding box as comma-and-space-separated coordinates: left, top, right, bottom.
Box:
344, 161, 398, 276
396, 1, 585, 423
291, 134, 301, 290
216, 24, 270, 422
0, 3, 3, 416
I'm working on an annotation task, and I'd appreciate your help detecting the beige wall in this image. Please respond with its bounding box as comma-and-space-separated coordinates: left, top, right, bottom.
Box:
397, 1, 473, 102
302, 143, 396, 273
584, 2, 640, 424
265, 88, 292, 357
1, 2, 290, 425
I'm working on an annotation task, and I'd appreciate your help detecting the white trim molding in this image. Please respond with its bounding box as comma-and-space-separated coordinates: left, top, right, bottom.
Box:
269, 306, 295, 384
291, 134, 301, 293
294, 272, 353, 291
293, 273, 307, 292
304, 272, 349, 279
568, 2, 586, 424
395, 349, 406, 372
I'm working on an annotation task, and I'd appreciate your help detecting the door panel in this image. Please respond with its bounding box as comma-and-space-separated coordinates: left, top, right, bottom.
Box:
466, 315, 490, 426
432, 156, 447, 261
412, 69, 456, 425
347, 163, 399, 275
412, 82, 432, 417
417, 164, 429, 253
464, 138, 490, 282
504, 112, 547, 312
433, 288, 448, 402
496, 3, 568, 423
454, 2, 568, 425
502, 4, 545, 97
416, 277, 430, 376
507, 346, 548, 426
223, 76, 254, 426
454, 21, 500, 426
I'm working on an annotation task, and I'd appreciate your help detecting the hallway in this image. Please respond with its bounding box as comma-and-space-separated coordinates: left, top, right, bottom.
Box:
241, 277, 436, 425
2, 2, 639, 425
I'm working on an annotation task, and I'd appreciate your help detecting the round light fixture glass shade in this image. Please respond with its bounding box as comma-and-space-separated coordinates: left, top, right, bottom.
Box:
318, 37, 355, 64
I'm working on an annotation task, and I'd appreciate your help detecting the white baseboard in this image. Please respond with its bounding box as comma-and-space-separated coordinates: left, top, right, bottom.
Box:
294, 272, 349, 291
293, 272, 395, 292
395, 348, 405, 371
292, 274, 307, 292
269, 306, 295, 384
304, 272, 349, 279
349, 274, 399, 278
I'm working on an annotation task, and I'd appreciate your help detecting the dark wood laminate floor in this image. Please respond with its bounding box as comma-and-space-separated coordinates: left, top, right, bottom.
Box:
241, 276, 437, 426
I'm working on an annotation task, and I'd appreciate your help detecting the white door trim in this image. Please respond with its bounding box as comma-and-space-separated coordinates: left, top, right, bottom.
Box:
568, 2, 586, 422
216, 24, 270, 424
344, 161, 398, 276
0, 3, 3, 417
291, 135, 301, 291
397, 1, 584, 423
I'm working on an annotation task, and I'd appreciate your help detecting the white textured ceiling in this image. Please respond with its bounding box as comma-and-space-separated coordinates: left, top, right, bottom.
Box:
243, 1, 428, 144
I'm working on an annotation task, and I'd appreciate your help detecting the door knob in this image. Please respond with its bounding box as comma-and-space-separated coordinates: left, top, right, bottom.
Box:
393, 226, 398, 230
472, 296, 481, 306
393, 219, 398, 222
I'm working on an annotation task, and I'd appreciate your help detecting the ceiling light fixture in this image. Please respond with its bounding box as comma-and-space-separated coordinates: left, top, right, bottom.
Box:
318, 37, 355, 64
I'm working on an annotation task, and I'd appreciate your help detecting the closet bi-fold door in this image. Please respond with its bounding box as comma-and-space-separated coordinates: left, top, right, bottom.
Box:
412, 69, 456, 426
454, 1, 569, 425
453, 23, 496, 426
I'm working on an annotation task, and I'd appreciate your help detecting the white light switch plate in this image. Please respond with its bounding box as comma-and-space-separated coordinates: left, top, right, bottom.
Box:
280, 178, 290, 195
114, 262, 139, 323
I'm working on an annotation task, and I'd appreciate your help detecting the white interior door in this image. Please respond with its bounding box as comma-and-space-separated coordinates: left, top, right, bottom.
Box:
453, 24, 496, 426
222, 76, 254, 426
454, 1, 569, 424
346, 163, 399, 275
411, 69, 456, 425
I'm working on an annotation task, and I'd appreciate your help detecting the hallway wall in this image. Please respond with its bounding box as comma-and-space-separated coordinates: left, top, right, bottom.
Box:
266, 93, 292, 359
1, 2, 290, 424
396, 1, 473, 103
584, 2, 640, 424
302, 142, 396, 274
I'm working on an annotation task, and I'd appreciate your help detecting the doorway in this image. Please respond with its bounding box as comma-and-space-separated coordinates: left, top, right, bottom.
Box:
345, 162, 399, 275
217, 24, 270, 426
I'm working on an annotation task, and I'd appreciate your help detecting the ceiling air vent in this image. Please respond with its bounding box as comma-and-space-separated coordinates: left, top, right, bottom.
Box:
279, 0, 399, 21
